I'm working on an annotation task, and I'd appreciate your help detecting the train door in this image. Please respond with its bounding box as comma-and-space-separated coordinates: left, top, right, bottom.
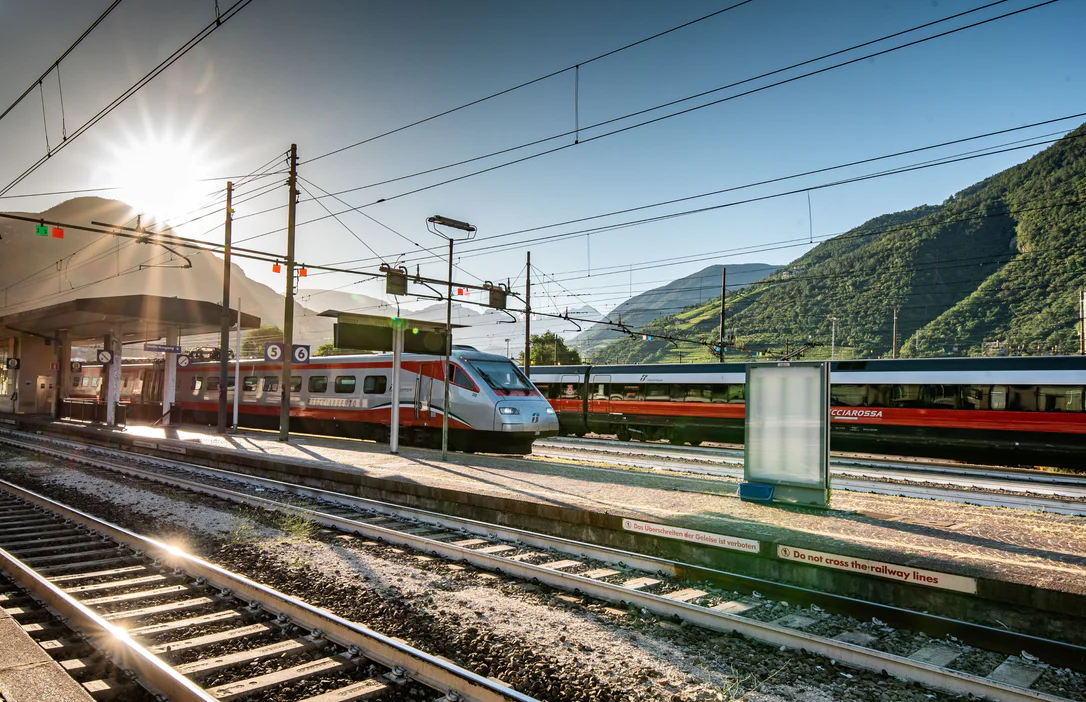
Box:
586, 374, 610, 433
414, 363, 434, 421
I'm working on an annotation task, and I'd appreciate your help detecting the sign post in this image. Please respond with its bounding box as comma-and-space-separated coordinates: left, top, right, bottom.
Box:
743, 361, 831, 506
390, 318, 405, 454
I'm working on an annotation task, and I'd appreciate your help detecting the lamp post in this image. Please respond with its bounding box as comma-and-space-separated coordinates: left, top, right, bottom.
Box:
427, 215, 477, 461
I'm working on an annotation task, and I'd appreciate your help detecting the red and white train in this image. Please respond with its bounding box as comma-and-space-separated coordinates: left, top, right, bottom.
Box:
529, 356, 1086, 468
70, 347, 559, 453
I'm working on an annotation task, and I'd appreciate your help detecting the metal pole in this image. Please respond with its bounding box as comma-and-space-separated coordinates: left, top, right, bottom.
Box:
831, 317, 838, 361
719, 267, 726, 362
892, 307, 900, 359
232, 297, 241, 430
442, 238, 453, 460
524, 251, 531, 377
1080, 287, 1085, 356
279, 145, 298, 442
390, 322, 403, 454
554, 333, 558, 365
217, 181, 232, 433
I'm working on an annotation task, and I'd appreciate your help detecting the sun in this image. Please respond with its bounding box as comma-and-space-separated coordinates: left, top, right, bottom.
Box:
99, 131, 217, 224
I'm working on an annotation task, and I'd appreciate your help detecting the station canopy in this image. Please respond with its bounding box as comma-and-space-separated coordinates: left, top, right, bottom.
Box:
320, 311, 465, 354
0, 295, 260, 345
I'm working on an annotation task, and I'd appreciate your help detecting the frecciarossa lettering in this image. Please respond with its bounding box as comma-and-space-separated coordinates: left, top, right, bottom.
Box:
831, 408, 883, 419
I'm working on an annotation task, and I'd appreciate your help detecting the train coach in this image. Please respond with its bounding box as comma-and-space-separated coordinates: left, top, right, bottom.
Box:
72, 347, 559, 453
529, 356, 1086, 468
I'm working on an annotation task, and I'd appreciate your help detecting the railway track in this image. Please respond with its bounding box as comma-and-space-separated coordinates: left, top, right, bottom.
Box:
0, 474, 538, 701
1, 429, 1082, 701
533, 437, 1086, 515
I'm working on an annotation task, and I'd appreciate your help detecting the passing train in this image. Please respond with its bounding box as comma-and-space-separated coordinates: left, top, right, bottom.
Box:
529, 356, 1086, 468
70, 347, 559, 453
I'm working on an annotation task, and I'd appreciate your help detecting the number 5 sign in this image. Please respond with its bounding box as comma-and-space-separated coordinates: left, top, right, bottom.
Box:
264, 343, 283, 362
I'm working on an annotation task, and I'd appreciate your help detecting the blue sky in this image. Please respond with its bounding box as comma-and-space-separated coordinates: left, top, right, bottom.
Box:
0, 0, 1083, 319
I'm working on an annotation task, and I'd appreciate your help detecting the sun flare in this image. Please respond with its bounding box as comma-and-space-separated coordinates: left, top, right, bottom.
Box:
99, 132, 216, 223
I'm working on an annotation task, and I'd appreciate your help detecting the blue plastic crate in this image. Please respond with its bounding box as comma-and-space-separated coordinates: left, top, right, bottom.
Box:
738, 482, 775, 504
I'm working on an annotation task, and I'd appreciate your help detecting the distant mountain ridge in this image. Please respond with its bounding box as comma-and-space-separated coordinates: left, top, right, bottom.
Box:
592, 123, 1086, 363
571, 263, 780, 356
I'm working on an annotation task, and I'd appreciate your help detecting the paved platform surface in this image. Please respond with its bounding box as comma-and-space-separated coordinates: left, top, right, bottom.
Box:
0, 600, 94, 702
30, 420, 1086, 594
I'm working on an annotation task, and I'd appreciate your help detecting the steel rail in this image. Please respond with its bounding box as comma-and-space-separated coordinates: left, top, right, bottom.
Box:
0, 544, 217, 701
1, 434, 1079, 701
541, 437, 1086, 486
0, 477, 537, 702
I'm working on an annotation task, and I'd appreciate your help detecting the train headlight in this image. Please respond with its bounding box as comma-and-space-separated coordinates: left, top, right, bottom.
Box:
498, 406, 520, 415
545, 407, 555, 414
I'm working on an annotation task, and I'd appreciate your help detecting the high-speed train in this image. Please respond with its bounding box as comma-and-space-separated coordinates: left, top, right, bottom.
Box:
529, 356, 1086, 468
70, 348, 559, 453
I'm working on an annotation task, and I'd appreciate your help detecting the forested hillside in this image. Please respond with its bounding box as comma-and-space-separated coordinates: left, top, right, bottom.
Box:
594, 124, 1086, 364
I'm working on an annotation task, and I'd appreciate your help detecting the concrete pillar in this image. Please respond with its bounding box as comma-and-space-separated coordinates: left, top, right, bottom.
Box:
162, 328, 179, 427
104, 332, 121, 425
55, 331, 71, 420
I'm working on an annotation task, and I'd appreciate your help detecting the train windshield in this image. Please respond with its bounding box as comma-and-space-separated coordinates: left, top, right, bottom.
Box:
467, 359, 533, 395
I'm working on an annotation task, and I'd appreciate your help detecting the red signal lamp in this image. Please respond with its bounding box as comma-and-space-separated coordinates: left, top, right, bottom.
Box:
272, 261, 282, 273
299, 267, 308, 277
51, 227, 64, 239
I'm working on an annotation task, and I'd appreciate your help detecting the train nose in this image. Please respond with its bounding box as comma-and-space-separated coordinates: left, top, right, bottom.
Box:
495, 402, 559, 433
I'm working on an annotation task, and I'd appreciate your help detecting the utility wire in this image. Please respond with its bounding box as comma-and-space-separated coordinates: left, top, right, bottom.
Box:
0, 0, 123, 125
302, 0, 757, 165
0, 0, 257, 197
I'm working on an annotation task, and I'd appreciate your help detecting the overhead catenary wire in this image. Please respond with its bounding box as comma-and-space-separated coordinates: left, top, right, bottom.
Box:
233, 0, 1048, 245
302, 0, 758, 165
0, 0, 257, 198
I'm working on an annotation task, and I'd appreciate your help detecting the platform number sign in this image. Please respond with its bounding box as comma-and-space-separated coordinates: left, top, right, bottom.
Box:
176, 354, 191, 368
96, 349, 114, 364
292, 345, 310, 364
264, 343, 283, 362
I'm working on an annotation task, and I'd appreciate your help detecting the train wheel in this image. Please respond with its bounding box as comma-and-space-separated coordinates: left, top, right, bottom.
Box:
669, 435, 683, 446
616, 428, 631, 442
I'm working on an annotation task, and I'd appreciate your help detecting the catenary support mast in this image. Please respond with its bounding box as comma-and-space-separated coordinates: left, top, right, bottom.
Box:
217, 181, 232, 433
279, 145, 298, 442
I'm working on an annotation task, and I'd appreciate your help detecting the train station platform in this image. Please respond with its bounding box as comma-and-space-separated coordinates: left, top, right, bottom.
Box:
2, 414, 1084, 643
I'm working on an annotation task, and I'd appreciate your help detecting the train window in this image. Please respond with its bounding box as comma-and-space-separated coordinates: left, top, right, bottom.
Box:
290, 376, 302, 393
450, 366, 476, 390
961, 385, 989, 410
592, 383, 608, 400
207, 377, 220, 392
71, 376, 82, 388
991, 385, 1007, 410
559, 383, 580, 399
308, 376, 328, 393
924, 385, 959, 409
533, 382, 552, 397
243, 376, 259, 392
1039, 386, 1084, 412
362, 375, 386, 394
191, 377, 203, 391
678, 384, 711, 402
225, 376, 235, 390
832, 385, 867, 407
644, 384, 670, 401
1007, 386, 1038, 411
613, 385, 640, 401
335, 375, 357, 393
263, 376, 279, 392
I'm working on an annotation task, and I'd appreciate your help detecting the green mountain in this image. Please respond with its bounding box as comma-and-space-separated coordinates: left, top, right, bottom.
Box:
594, 124, 1086, 364
571, 263, 779, 357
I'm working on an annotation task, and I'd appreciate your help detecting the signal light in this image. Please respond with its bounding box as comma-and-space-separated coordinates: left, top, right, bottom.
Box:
412, 327, 419, 334
272, 261, 281, 273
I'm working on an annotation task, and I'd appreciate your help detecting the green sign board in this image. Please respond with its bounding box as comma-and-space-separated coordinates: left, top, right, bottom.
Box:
35, 224, 49, 237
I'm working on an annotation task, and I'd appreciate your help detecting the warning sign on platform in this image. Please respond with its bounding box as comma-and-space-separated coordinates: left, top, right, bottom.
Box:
776, 545, 976, 593
622, 519, 760, 554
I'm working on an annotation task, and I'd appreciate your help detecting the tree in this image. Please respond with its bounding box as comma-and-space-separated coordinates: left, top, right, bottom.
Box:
517, 332, 581, 366
240, 325, 283, 359
315, 344, 363, 356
